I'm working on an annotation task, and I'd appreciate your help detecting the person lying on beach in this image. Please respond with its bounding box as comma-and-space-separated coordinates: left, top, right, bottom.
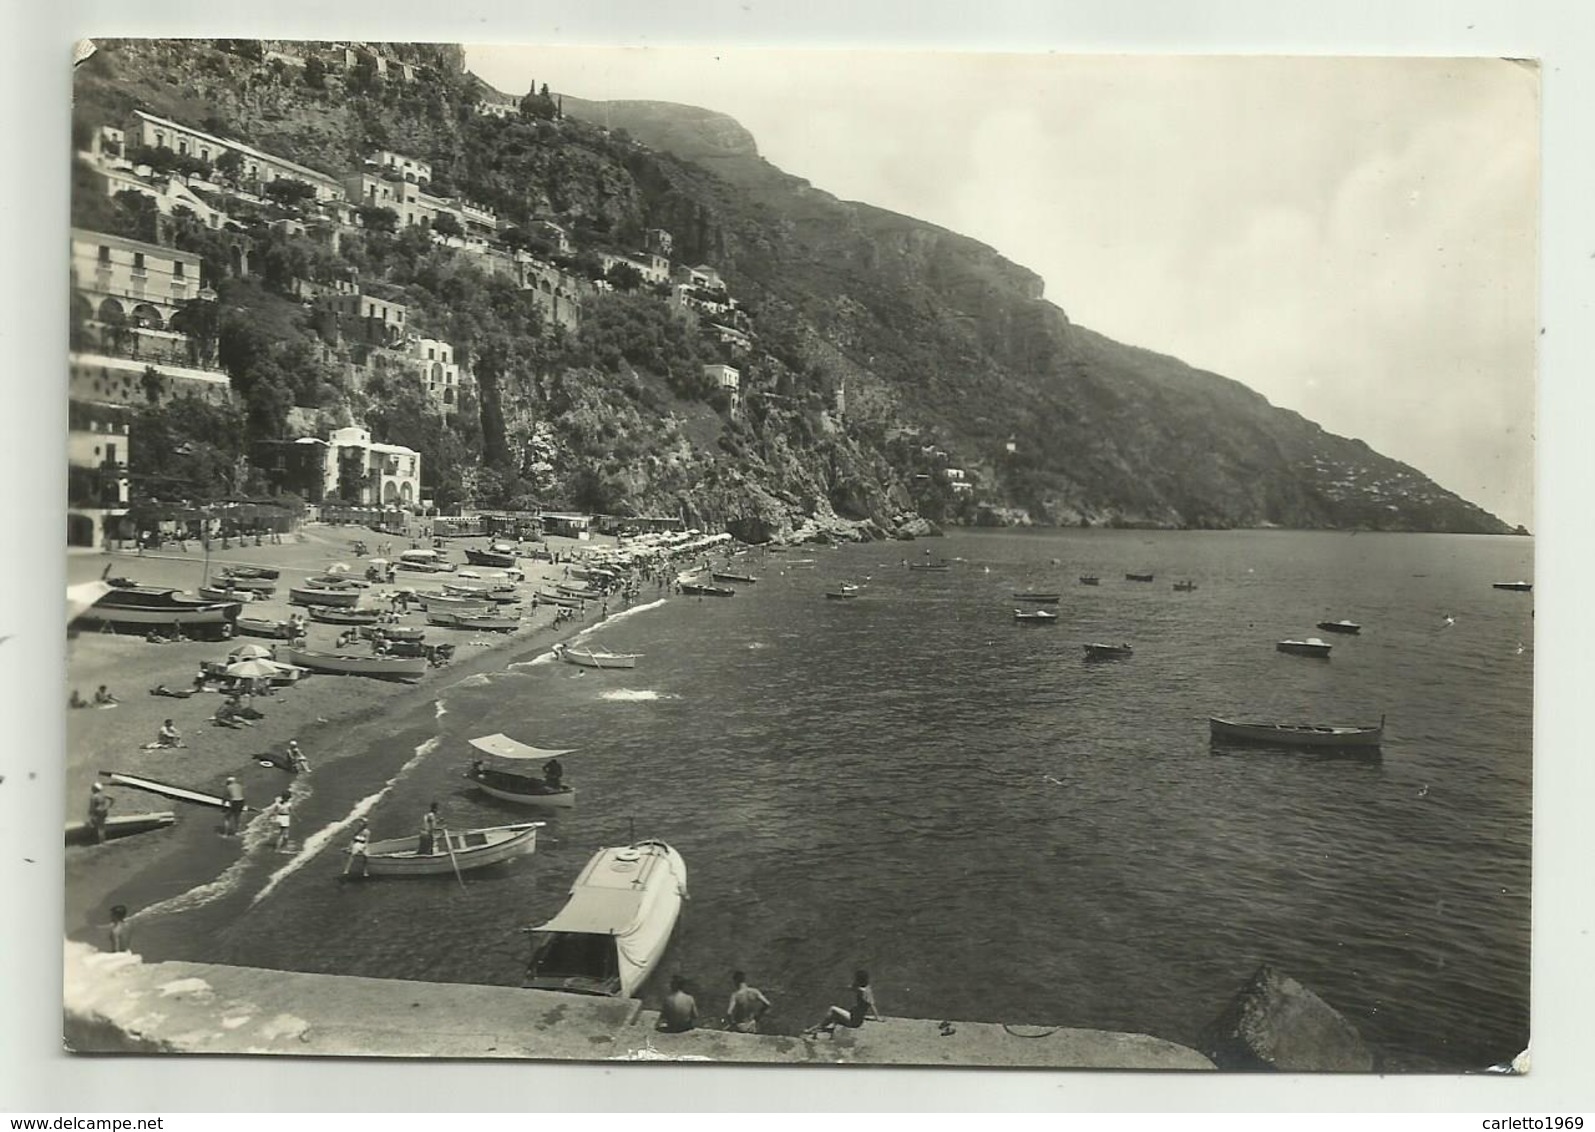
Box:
150, 684, 196, 699
213, 702, 252, 729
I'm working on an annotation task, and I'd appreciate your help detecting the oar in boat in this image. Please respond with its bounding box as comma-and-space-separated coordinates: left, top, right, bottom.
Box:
442, 826, 467, 891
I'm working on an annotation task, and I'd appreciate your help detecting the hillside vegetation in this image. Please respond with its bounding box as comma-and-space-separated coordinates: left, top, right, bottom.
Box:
70, 39, 1512, 537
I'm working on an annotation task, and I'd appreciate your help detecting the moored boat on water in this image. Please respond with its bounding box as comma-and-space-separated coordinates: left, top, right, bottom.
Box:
464, 733, 577, 808
1014, 608, 1058, 624
1209, 716, 1385, 749
1013, 592, 1061, 603
1173, 581, 1198, 592
1316, 620, 1362, 635
1079, 575, 1100, 586
712, 571, 757, 584
352, 821, 543, 877
523, 840, 688, 997
824, 590, 857, 600
554, 643, 641, 669
285, 648, 428, 681
680, 582, 735, 597
1492, 581, 1533, 592
1125, 573, 1155, 583
1277, 637, 1333, 658
1083, 642, 1134, 659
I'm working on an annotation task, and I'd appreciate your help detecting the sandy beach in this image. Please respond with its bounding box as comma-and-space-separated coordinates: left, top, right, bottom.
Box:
64, 522, 654, 944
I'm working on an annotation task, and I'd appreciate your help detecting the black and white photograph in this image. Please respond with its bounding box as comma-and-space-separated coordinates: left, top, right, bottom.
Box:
46, 28, 1548, 1087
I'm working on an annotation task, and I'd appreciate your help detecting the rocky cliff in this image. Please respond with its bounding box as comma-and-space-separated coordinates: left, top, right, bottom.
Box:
70, 41, 1512, 536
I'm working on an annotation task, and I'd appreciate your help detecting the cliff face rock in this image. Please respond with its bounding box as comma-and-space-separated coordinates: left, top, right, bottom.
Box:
73, 41, 1510, 534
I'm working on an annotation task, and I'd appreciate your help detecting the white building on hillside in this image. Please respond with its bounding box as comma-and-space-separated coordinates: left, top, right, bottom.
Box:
324, 426, 422, 508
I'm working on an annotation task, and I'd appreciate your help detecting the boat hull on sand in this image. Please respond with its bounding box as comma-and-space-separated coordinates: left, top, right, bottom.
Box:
285, 648, 428, 680
1209, 717, 1384, 749
288, 587, 361, 608
524, 840, 688, 997
465, 548, 518, 568
353, 823, 542, 877
66, 811, 176, 845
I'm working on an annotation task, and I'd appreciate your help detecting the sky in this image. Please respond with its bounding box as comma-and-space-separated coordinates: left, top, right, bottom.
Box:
469, 47, 1539, 529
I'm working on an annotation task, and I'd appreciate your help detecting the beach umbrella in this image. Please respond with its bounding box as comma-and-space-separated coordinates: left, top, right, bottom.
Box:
326, 562, 351, 574
225, 658, 281, 679
228, 643, 274, 661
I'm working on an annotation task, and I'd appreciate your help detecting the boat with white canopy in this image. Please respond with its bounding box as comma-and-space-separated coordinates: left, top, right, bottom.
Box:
464, 732, 577, 808
522, 840, 688, 997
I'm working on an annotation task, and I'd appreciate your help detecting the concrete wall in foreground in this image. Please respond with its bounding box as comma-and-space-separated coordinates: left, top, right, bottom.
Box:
62, 942, 1214, 1068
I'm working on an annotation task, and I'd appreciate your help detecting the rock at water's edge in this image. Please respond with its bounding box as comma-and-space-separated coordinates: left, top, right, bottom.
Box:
1201, 965, 1375, 1072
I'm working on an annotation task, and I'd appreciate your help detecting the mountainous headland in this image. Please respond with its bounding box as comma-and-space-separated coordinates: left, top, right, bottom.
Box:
69, 39, 1514, 540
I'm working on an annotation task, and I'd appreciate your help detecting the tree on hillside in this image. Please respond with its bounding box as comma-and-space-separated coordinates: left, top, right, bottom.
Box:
431, 212, 463, 239
263, 178, 317, 208
357, 205, 399, 234
213, 149, 243, 185
304, 55, 327, 89
606, 262, 644, 293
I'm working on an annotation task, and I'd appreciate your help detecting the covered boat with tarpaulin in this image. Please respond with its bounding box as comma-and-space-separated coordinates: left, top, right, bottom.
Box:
523, 840, 688, 997
464, 732, 577, 808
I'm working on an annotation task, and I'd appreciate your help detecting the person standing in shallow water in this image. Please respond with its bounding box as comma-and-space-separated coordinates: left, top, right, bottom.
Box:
108, 905, 131, 952
87, 783, 114, 844
418, 801, 442, 855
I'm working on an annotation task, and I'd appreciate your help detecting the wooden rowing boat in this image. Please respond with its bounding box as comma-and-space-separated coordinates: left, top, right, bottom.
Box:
554, 643, 641, 669
66, 811, 176, 845
523, 840, 688, 997
1013, 592, 1061, 603
1083, 642, 1134, 659
1079, 576, 1099, 586
711, 571, 756, 584
1277, 638, 1333, 658
680, 582, 735, 597
309, 606, 378, 625
1492, 581, 1533, 592
288, 586, 361, 608
1014, 608, 1058, 623
285, 648, 428, 681
1209, 716, 1384, 749
1316, 620, 1361, 635
352, 822, 543, 877
1125, 573, 1155, 583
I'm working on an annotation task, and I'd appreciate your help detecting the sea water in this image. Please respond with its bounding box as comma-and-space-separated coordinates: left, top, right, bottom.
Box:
125, 529, 1533, 1070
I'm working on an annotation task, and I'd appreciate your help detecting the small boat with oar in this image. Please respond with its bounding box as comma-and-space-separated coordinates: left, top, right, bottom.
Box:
1209, 715, 1384, 750
464, 733, 577, 808
350, 821, 544, 878
1083, 642, 1134, 660
98, 771, 233, 811
66, 811, 176, 846
554, 643, 641, 669
523, 840, 688, 997
1013, 592, 1061, 604
1316, 620, 1361, 635
1492, 581, 1533, 592
1276, 637, 1333, 658
1014, 608, 1059, 624
1079, 575, 1099, 586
